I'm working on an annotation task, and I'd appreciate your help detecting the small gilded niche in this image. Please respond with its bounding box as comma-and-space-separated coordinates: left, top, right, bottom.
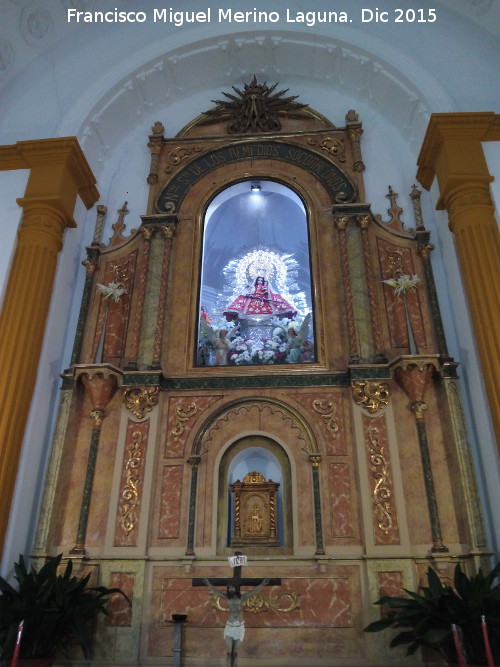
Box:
230, 471, 280, 547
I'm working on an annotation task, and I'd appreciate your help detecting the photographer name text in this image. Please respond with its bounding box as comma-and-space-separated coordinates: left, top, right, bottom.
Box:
67, 7, 437, 27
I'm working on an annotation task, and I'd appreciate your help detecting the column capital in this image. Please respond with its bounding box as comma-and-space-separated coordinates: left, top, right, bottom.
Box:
416, 112, 500, 190
1, 137, 99, 220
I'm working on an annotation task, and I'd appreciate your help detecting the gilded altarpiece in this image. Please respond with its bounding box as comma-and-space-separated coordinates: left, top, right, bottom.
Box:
33, 79, 489, 666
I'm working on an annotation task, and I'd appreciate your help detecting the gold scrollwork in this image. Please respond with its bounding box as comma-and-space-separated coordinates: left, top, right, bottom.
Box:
367, 425, 393, 534
123, 386, 159, 420
164, 145, 203, 174
351, 380, 391, 414
307, 136, 346, 162
119, 431, 143, 534
386, 247, 404, 277
312, 399, 339, 438
211, 592, 301, 614
171, 402, 198, 441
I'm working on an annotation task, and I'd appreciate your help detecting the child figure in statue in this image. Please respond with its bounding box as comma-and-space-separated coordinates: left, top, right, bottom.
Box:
203, 578, 270, 667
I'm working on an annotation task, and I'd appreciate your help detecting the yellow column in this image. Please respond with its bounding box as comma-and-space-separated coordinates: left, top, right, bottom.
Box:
417, 113, 500, 452
0, 138, 99, 556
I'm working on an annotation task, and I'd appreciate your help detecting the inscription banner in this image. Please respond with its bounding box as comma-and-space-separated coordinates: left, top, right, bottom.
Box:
157, 140, 357, 211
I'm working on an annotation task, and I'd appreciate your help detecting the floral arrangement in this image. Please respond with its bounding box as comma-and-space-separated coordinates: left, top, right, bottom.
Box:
382, 274, 419, 295
228, 328, 288, 365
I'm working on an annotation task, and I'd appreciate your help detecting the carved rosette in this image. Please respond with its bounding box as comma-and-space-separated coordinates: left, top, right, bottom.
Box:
351, 380, 391, 414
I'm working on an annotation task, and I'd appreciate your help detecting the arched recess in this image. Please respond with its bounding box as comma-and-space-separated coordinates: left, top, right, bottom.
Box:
218, 435, 293, 555
186, 396, 323, 556
197, 178, 317, 368
163, 145, 349, 375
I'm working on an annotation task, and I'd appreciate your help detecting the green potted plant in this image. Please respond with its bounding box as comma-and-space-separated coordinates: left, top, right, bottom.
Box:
0, 553, 130, 666
364, 561, 500, 665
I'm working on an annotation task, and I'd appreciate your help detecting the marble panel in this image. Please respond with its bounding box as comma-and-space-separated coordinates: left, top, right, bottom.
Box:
328, 462, 354, 537
158, 464, 183, 539
106, 571, 134, 626
378, 238, 427, 350
98, 250, 137, 362
158, 576, 352, 629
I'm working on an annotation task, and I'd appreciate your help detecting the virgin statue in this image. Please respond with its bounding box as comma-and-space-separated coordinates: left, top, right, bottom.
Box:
223, 276, 297, 322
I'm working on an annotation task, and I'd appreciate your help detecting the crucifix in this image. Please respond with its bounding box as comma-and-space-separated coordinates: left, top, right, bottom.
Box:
193, 552, 280, 667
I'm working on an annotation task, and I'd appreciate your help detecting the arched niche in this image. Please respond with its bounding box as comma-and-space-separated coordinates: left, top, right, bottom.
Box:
197, 179, 315, 367
216, 435, 293, 556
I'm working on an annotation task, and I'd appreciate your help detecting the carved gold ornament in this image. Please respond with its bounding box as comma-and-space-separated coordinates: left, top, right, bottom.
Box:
307, 136, 346, 162
309, 454, 322, 468
351, 381, 391, 414
385, 247, 404, 276
211, 592, 300, 614
89, 408, 105, 427
164, 145, 203, 174
123, 386, 159, 420
119, 431, 143, 534
312, 399, 339, 438
367, 425, 393, 534
171, 402, 198, 441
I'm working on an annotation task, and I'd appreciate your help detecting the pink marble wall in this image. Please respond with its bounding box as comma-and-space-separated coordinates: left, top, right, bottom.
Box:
96, 250, 137, 363
106, 571, 134, 626
158, 576, 352, 628
378, 239, 427, 350
362, 414, 400, 545
294, 392, 347, 455
114, 419, 149, 547
328, 463, 354, 537
377, 571, 405, 618
158, 464, 183, 539
149, 564, 364, 661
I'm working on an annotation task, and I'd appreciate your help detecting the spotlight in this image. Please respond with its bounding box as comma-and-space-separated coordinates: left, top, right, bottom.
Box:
250, 182, 261, 192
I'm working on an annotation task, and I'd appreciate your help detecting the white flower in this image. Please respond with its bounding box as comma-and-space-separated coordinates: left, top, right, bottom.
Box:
97, 281, 127, 302
383, 274, 419, 296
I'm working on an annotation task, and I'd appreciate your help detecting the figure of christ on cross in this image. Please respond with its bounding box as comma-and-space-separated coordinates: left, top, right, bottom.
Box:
193, 553, 280, 667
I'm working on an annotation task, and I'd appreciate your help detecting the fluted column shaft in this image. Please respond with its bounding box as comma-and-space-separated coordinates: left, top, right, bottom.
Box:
417, 113, 500, 452
0, 138, 98, 556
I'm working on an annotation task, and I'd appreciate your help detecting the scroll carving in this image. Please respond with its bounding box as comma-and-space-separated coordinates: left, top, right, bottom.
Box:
351, 380, 390, 414
312, 399, 339, 438
307, 136, 346, 162
171, 402, 198, 441
119, 431, 144, 535
211, 592, 301, 614
123, 386, 159, 420
164, 145, 203, 174
367, 425, 392, 534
